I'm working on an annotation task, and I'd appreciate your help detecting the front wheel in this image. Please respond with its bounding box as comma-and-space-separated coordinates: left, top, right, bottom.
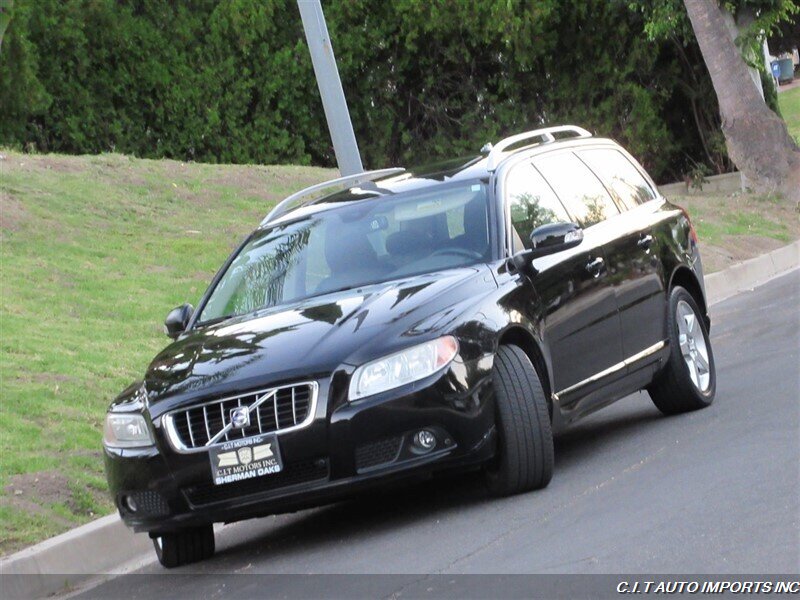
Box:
152, 525, 215, 568
647, 286, 716, 415
485, 344, 554, 496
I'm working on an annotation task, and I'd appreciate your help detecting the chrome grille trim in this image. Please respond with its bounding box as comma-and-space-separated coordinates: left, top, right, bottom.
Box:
162, 381, 318, 454
206, 388, 278, 446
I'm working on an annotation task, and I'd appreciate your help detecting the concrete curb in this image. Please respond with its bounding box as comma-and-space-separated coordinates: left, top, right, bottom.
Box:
0, 514, 152, 598
704, 240, 800, 306
1, 240, 798, 599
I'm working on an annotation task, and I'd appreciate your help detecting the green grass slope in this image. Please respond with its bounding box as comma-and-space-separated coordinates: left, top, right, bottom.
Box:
778, 85, 800, 142
0, 151, 333, 553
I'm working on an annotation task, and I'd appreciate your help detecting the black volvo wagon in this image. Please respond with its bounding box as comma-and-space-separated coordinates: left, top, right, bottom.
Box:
103, 126, 715, 567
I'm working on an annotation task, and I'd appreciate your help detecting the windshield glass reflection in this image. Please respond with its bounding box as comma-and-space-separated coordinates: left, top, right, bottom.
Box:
198, 180, 490, 324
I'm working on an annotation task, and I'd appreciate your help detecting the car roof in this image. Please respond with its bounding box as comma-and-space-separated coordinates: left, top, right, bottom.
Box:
261, 126, 624, 227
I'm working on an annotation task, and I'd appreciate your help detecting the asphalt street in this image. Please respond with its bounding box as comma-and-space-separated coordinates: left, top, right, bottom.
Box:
76, 269, 800, 598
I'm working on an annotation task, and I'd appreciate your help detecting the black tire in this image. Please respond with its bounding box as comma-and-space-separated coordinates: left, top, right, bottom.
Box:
485, 344, 554, 496
647, 286, 716, 415
152, 525, 215, 568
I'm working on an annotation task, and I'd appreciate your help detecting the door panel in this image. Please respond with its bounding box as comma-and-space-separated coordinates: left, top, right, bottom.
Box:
531, 237, 622, 397
577, 148, 667, 357
602, 208, 666, 357
501, 154, 624, 402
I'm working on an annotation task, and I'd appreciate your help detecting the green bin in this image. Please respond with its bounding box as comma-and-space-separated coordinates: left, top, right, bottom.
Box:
777, 57, 794, 83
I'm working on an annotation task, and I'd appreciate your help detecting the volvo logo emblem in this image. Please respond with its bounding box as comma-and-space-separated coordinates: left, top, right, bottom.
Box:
229, 406, 250, 429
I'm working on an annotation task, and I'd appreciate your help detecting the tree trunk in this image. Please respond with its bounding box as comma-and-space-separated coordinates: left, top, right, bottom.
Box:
683, 0, 800, 201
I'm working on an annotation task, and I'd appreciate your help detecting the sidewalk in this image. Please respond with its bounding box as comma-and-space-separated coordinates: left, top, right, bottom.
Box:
777, 77, 799, 92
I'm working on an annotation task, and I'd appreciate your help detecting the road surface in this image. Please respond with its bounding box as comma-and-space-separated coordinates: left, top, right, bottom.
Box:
76, 269, 800, 597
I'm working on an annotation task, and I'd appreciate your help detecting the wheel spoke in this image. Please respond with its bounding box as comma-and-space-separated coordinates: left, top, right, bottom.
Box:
686, 356, 699, 387
679, 334, 691, 357
686, 313, 697, 335
695, 351, 710, 373
677, 313, 688, 337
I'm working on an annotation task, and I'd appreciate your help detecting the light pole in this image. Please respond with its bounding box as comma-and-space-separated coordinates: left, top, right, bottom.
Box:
297, 0, 364, 176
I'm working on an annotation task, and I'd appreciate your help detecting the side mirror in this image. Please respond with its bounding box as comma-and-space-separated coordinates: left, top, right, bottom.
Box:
529, 222, 583, 258
509, 222, 583, 274
164, 304, 194, 339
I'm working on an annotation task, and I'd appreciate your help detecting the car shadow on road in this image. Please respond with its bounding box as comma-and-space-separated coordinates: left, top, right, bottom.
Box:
554, 398, 665, 469
205, 400, 667, 569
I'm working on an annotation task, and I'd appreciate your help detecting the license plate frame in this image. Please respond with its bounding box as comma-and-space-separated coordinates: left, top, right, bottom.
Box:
208, 434, 283, 486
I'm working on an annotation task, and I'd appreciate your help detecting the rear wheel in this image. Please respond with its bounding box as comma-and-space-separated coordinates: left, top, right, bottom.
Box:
647, 286, 716, 415
485, 344, 554, 496
152, 525, 215, 568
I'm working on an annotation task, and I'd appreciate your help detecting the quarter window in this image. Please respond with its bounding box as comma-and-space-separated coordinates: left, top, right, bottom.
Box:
578, 148, 656, 210
533, 152, 619, 228
505, 162, 571, 251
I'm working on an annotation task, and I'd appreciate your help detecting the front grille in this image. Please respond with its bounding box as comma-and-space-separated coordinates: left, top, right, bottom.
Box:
183, 458, 329, 507
355, 436, 403, 471
164, 382, 317, 452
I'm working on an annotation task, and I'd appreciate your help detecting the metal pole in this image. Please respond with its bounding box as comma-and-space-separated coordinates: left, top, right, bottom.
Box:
297, 0, 363, 176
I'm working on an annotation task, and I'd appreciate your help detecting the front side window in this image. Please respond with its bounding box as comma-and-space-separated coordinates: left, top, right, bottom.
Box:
505, 162, 571, 251
578, 148, 656, 210
533, 152, 619, 228
198, 181, 491, 324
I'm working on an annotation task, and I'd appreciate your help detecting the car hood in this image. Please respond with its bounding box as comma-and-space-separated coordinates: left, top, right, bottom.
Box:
143, 265, 496, 413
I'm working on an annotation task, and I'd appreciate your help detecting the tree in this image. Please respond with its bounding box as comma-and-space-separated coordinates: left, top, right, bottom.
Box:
683, 0, 800, 200
0, 0, 740, 184
768, 16, 799, 54
0, 0, 13, 51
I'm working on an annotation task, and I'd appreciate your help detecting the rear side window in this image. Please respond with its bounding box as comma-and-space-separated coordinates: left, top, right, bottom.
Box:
505, 162, 571, 251
579, 148, 656, 210
533, 152, 619, 228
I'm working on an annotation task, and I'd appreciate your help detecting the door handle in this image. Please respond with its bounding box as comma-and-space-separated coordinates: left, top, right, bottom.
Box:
585, 256, 604, 276
637, 234, 654, 249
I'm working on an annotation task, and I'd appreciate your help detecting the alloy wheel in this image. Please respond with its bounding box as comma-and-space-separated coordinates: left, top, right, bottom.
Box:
676, 300, 711, 392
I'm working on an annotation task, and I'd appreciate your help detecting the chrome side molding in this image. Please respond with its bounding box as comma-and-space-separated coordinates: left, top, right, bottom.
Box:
554, 340, 666, 398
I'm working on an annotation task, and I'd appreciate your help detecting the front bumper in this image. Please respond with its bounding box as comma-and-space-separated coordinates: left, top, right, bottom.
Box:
105, 362, 496, 534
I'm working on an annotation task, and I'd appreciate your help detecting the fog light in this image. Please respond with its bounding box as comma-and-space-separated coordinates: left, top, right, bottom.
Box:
123, 495, 138, 513
413, 430, 436, 452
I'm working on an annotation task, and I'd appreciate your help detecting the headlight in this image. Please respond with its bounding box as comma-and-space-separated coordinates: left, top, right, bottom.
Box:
349, 336, 459, 400
103, 413, 155, 448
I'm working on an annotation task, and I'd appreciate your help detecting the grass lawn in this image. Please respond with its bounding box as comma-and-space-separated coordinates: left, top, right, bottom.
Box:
0, 151, 334, 553
778, 85, 800, 142
0, 150, 798, 554
670, 191, 799, 273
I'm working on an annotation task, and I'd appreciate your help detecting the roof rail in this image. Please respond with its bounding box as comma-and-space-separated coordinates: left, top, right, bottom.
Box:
261, 167, 405, 225
485, 125, 592, 171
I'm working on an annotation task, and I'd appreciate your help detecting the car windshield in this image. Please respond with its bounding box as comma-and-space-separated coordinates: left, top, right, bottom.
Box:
197, 180, 491, 324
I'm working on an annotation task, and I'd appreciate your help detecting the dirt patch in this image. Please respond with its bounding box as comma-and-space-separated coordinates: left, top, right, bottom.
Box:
698, 236, 787, 273
208, 165, 334, 203
15, 372, 75, 386
38, 156, 90, 174
3, 470, 102, 522
0, 192, 30, 232
173, 186, 219, 207
192, 270, 213, 282
5, 471, 73, 510
2, 154, 89, 175
145, 264, 172, 274
159, 157, 195, 178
